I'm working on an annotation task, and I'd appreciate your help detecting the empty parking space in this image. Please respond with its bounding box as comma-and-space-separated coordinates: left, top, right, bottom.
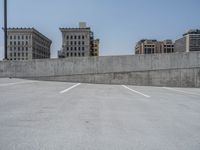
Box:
0, 78, 200, 150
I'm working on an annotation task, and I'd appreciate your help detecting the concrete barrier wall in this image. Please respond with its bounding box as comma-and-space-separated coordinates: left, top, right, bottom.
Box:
0, 52, 200, 87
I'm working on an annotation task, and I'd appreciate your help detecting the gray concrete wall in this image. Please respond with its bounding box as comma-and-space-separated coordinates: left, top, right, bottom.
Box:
0, 52, 200, 87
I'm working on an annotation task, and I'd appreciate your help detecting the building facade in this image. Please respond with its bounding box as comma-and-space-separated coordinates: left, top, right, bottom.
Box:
58, 22, 99, 58
135, 39, 174, 54
6, 28, 52, 60
175, 29, 200, 52
91, 39, 100, 56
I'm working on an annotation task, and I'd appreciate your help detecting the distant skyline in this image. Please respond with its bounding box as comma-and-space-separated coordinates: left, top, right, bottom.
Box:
0, 0, 200, 60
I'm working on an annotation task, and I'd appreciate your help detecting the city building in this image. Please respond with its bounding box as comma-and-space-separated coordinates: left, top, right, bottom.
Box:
174, 29, 200, 52
6, 28, 52, 60
135, 39, 174, 54
58, 22, 99, 58
91, 39, 100, 56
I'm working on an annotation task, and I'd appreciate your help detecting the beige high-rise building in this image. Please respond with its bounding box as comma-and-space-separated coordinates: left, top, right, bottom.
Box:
174, 29, 200, 52
135, 39, 174, 54
58, 22, 99, 58
6, 28, 52, 60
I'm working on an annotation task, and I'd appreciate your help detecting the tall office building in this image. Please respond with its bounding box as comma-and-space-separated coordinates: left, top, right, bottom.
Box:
58, 22, 99, 58
174, 29, 200, 52
6, 28, 52, 60
135, 39, 174, 54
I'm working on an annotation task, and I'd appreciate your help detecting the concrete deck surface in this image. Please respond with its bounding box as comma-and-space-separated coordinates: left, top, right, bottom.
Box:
0, 78, 200, 150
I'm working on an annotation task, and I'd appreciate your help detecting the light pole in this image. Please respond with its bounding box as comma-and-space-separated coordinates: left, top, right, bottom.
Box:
4, 0, 8, 60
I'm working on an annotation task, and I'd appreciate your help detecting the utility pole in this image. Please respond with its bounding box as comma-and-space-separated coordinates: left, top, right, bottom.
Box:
4, 0, 8, 60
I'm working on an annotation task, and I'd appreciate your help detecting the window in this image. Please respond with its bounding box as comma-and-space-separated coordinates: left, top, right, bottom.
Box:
75, 47, 77, 51
18, 47, 20, 51
10, 36, 12, 39
10, 41, 12, 45
71, 53, 73, 56
82, 41, 85, 45
71, 36, 73, 39
14, 53, 16, 56
14, 36, 16, 39
75, 53, 77, 56
74, 36, 77, 39
14, 41, 16, 45
71, 47, 73, 51
82, 35, 85, 39
66, 36, 69, 39
18, 41, 20, 45
82, 47, 85, 51
10, 47, 12, 51
78, 36, 81, 39
22, 36, 24, 39
26, 36, 28, 40
18, 36, 20, 40
26, 47, 28, 51
82, 53, 84, 56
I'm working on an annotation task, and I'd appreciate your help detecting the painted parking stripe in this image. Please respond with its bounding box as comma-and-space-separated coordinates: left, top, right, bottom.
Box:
60, 83, 81, 94
163, 87, 200, 96
122, 85, 151, 98
0, 81, 37, 87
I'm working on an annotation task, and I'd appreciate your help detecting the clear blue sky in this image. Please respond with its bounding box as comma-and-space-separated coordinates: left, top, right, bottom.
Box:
0, 0, 200, 59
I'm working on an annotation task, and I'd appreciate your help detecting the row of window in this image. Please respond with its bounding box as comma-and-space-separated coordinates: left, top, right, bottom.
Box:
164, 45, 174, 48
64, 35, 85, 40
10, 41, 29, 45
9, 35, 30, 40
65, 47, 85, 51
144, 45, 155, 48
65, 41, 85, 45
65, 52, 85, 57
10, 53, 28, 57
9, 47, 29, 51
9, 58, 28, 61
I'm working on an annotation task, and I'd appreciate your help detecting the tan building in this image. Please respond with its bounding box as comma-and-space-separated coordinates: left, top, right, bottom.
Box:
6, 28, 52, 60
135, 39, 174, 54
58, 22, 99, 58
175, 29, 200, 52
91, 39, 100, 56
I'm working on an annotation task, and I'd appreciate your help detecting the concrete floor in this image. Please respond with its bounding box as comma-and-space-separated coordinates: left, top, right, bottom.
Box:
0, 78, 200, 150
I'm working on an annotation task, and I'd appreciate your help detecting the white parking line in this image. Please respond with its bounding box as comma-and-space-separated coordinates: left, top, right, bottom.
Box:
163, 87, 200, 96
0, 81, 37, 87
60, 83, 81, 94
122, 85, 151, 98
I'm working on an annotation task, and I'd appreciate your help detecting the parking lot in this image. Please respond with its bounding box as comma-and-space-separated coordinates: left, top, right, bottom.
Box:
0, 78, 200, 150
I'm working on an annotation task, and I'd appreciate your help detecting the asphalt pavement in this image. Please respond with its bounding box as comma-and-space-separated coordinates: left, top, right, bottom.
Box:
0, 78, 200, 150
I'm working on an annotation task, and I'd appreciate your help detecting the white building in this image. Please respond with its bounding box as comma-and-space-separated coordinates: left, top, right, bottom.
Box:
6, 28, 52, 60
58, 22, 99, 58
175, 29, 200, 52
